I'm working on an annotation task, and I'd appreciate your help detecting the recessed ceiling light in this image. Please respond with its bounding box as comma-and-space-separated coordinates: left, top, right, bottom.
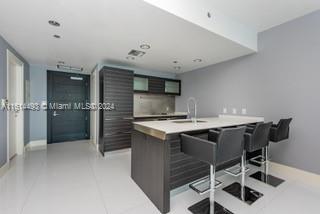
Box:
173, 61, 178, 64
126, 56, 135, 60
174, 66, 181, 70
58, 61, 65, 64
193, 59, 202, 63
48, 20, 60, 27
53, 34, 61, 39
207, 12, 212, 18
140, 44, 151, 50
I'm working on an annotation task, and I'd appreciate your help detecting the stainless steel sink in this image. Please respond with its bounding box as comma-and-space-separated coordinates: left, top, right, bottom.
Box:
172, 120, 207, 124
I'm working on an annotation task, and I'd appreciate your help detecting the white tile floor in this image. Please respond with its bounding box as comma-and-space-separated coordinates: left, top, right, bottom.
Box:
0, 140, 320, 214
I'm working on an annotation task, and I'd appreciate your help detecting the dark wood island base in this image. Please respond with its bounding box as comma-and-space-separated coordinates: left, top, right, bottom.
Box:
131, 116, 264, 213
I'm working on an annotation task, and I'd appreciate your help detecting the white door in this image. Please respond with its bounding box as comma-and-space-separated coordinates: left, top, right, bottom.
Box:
7, 50, 24, 160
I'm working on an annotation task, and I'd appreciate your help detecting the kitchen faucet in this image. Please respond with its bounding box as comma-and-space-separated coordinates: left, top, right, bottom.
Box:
187, 97, 197, 122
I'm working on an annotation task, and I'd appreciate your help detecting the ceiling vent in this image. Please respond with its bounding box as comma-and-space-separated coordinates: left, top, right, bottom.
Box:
128, 49, 146, 57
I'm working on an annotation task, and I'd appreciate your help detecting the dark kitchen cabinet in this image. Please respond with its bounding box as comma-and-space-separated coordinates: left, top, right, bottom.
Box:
133, 74, 181, 96
148, 77, 165, 94
134, 75, 149, 92
165, 80, 181, 95
99, 67, 134, 154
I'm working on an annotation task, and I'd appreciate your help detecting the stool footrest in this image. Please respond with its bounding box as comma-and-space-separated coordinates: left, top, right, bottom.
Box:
250, 155, 266, 165
189, 176, 222, 195
224, 164, 250, 177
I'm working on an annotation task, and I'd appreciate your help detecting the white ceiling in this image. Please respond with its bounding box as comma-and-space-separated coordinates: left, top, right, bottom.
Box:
0, 0, 319, 74
208, 0, 320, 32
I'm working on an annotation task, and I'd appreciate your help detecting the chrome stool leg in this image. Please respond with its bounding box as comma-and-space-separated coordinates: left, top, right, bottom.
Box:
250, 146, 285, 187
210, 165, 215, 214
188, 165, 234, 214
223, 153, 264, 205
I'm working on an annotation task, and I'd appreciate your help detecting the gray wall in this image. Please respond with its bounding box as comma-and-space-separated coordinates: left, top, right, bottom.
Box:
0, 35, 30, 168
176, 11, 320, 175
29, 65, 47, 141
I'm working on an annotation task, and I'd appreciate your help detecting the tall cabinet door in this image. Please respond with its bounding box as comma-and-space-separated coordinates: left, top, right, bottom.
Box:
99, 67, 134, 154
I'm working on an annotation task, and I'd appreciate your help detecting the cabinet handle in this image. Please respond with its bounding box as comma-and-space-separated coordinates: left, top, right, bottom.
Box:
105, 131, 132, 136
122, 117, 134, 120
105, 117, 133, 121
123, 131, 132, 134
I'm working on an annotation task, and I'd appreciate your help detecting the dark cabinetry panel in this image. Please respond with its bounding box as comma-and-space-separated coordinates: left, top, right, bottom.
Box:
134, 74, 181, 96
99, 67, 134, 154
149, 77, 165, 94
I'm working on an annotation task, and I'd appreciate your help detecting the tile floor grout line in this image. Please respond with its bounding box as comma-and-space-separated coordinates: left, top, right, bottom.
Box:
19, 152, 47, 214
86, 146, 110, 214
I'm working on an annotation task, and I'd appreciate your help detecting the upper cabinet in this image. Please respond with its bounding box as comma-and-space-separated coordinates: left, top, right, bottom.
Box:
134, 76, 149, 92
165, 80, 180, 95
134, 75, 181, 96
148, 77, 165, 94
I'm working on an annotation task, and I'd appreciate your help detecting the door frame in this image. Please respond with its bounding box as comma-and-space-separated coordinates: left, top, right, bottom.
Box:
47, 70, 90, 144
6, 49, 25, 162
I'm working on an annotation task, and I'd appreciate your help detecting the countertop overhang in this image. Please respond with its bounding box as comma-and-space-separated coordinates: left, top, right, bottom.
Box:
134, 112, 187, 119
133, 115, 264, 140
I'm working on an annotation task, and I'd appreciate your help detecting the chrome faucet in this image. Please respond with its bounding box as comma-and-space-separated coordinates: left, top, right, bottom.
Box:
187, 97, 197, 122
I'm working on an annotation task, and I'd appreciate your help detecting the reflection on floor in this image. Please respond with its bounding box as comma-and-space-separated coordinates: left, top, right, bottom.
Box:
0, 140, 320, 214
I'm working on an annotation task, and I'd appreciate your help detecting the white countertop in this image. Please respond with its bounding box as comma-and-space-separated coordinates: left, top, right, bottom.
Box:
134, 112, 188, 118
133, 115, 264, 139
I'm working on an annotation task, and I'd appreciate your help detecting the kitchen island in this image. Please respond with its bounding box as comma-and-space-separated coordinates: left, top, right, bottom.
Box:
131, 115, 264, 213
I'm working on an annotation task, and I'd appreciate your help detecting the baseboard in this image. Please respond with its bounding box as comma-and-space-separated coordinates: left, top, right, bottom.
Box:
0, 162, 9, 178
105, 148, 131, 156
25, 139, 47, 151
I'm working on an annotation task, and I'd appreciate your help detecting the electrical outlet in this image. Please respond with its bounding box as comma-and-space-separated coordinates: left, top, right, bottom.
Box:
223, 108, 227, 114
241, 108, 247, 115
232, 108, 237, 114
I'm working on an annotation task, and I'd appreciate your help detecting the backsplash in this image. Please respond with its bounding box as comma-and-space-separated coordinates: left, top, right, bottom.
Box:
134, 94, 175, 115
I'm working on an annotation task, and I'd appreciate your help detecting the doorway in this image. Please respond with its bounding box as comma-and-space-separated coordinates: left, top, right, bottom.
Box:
47, 71, 90, 144
7, 50, 24, 160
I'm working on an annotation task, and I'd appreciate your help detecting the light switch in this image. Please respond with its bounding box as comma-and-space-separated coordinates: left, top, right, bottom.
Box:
242, 108, 247, 115
223, 108, 227, 114
232, 108, 237, 114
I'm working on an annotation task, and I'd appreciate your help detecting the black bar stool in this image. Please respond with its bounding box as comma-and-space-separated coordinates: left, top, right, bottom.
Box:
181, 126, 247, 214
244, 122, 272, 166
250, 118, 292, 187
220, 125, 266, 206
270, 118, 292, 143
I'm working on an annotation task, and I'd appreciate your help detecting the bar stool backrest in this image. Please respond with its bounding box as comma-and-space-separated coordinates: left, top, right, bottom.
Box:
210, 127, 246, 165
276, 118, 292, 141
251, 122, 273, 150
181, 134, 217, 165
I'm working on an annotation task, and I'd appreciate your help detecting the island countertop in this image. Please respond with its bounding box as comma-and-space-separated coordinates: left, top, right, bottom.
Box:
133, 115, 264, 140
